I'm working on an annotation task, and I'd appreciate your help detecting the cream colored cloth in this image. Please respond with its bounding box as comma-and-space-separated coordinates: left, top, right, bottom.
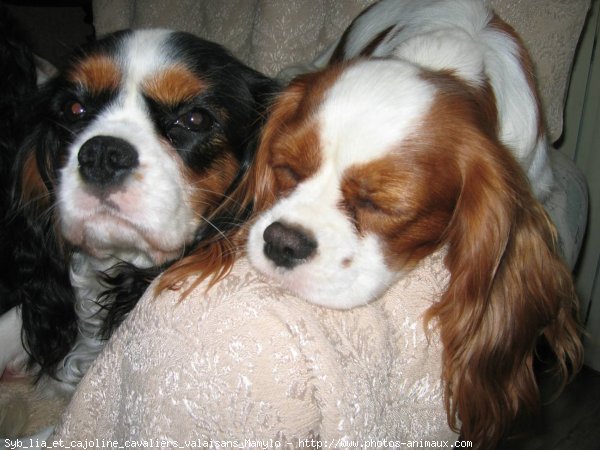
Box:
53, 252, 456, 444
93, 0, 590, 143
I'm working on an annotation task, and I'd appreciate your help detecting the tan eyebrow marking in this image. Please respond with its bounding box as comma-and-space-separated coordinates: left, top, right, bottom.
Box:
142, 65, 207, 106
68, 55, 122, 94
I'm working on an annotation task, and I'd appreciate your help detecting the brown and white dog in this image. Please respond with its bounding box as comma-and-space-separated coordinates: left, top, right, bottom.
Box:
245, 0, 582, 447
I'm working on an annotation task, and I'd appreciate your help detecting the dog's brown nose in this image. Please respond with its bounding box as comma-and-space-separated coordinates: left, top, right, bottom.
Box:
78, 135, 139, 188
263, 221, 317, 269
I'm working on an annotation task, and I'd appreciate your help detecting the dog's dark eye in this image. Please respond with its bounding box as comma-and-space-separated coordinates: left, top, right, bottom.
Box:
175, 108, 213, 132
63, 101, 87, 121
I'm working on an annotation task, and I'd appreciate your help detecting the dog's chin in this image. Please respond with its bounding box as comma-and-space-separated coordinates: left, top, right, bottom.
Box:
63, 215, 189, 266
247, 228, 398, 310
250, 256, 398, 310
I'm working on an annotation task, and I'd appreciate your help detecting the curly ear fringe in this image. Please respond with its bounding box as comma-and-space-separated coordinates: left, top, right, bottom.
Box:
7, 143, 79, 376
424, 132, 582, 449
155, 235, 242, 298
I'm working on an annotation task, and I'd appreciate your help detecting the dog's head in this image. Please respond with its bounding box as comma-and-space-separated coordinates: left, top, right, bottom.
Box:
248, 60, 464, 308
247, 59, 581, 447
18, 29, 277, 266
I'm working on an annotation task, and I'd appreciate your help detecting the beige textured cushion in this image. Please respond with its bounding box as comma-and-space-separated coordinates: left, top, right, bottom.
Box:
53, 254, 456, 442
93, 0, 589, 142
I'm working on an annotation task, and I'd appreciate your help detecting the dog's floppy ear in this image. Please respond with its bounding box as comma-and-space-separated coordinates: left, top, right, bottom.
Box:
228, 66, 281, 175
18, 149, 49, 213
244, 76, 311, 213
3, 98, 78, 376
425, 130, 582, 447
244, 68, 282, 117
13, 77, 68, 214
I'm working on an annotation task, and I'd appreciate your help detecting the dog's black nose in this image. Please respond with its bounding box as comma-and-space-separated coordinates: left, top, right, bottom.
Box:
263, 221, 317, 269
78, 136, 139, 187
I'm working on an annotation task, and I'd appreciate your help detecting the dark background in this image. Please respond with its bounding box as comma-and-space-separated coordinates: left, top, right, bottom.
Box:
2, 0, 93, 68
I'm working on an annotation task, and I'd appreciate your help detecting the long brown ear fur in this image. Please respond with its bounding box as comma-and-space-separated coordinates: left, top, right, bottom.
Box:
425, 129, 582, 448
243, 76, 316, 213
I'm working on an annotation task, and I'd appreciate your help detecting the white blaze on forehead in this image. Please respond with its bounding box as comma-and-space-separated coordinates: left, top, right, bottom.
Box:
121, 29, 174, 87
115, 29, 173, 114
318, 59, 435, 172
